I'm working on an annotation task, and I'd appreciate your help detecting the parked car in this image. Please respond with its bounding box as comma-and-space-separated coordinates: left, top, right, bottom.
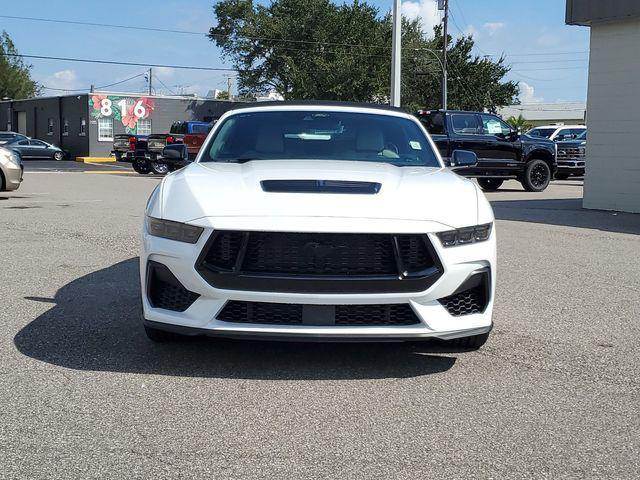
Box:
0, 146, 23, 191
183, 121, 214, 160
5, 138, 66, 160
142, 102, 495, 350
417, 109, 557, 192
0, 132, 28, 145
555, 130, 586, 180
112, 134, 153, 174
526, 124, 586, 142
145, 121, 213, 173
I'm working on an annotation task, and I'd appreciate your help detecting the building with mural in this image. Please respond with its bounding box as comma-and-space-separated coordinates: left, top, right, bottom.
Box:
0, 93, 242, 159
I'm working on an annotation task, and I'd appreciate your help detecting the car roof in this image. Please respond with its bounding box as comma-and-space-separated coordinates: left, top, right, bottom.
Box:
230, 100, 407, 114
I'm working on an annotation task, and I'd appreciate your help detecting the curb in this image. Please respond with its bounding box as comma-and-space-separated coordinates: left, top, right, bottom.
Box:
75, 157, 116, 163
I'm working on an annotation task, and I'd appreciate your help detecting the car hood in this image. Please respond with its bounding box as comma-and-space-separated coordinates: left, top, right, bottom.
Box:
521, 134, 555, 146
157, 160, 481, 229
556, 140, 586, 147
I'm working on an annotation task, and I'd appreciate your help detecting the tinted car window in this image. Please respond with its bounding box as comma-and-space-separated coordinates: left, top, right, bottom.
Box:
418, 112, 445, 135
190, 123, 211, 134
203, 110, 440, 167
30, 140, 47, 146
527, 128, 555, 138
170, 122, 187, 135
451, 114, 480, 134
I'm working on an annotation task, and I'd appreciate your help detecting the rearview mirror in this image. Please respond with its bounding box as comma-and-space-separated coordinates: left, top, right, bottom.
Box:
162, 143, 189, 162
450, 149, 478, 168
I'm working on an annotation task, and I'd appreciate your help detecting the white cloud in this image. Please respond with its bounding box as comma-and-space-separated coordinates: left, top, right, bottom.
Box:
402, 0, 442, 35
483, 22, 505, 36
44, 69, 80, 91
464, 24, 479, 38
519, 81, 544, 104
153, 66, 175, 78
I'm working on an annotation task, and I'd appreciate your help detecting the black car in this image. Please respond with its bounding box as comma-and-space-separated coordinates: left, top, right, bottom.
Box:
417, 110, 557, 192
555, 130, 586, 179
5, 137, 66, 160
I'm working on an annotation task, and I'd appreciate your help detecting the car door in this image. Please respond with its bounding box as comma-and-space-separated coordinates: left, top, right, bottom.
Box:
477, 114, 521, 172
447, 113, 486, 167
28, 140, 51, 158
12, 139, 31, 157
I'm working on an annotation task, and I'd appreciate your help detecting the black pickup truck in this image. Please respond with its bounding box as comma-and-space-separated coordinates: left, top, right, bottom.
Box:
417, 110, 557, 192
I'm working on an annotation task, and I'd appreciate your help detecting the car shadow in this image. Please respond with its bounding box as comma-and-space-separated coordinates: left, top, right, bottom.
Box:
14, 258, 458, 380
491, 197, 640, 235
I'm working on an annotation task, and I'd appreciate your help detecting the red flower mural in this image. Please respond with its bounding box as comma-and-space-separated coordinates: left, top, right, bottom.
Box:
139, 97, 155, 117
121, 105, 138, 130
91, 94, 107, 111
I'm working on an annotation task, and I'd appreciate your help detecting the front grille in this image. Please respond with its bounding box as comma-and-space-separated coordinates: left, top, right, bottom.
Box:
438, 286, 486, 316
557, 147, 585, 160
147, 261, 199, 312
217, 301, 420, 326
196, 231, 442, 293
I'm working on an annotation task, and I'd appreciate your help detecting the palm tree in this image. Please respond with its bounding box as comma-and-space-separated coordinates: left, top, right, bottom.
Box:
506, 114, 533, 133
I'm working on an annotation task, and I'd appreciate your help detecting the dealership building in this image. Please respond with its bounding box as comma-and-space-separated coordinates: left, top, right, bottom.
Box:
566, 0, 640, 213
0, 93, 241, 159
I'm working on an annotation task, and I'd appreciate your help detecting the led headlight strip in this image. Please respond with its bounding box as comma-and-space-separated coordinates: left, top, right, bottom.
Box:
436, 223, 492, 247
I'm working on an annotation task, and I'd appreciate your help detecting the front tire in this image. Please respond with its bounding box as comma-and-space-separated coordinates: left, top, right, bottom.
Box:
521, 159, 551, 192
53, 151, 64, 161
477, 178, 504, 192
132, 158, 151, 174
150, 161, 170, 175
443, 332, 490, 350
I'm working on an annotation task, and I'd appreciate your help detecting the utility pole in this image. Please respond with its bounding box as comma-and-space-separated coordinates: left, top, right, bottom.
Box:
440, 0, 449, 110
148, 68, 153, 96
227, 76, 233, 101
390, 0, 402, 107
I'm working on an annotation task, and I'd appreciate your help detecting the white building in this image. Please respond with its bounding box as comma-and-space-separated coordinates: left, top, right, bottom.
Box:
567, 0, 640, 213
497, 102, 586, 127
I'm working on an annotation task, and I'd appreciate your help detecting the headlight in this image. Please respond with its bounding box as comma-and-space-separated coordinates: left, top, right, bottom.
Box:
146, 216, 203, 243
436, 223, 492, 247
1, 148, 20, 166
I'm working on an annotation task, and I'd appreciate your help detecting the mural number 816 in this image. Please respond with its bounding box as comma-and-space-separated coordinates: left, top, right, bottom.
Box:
100, 98, 147, 118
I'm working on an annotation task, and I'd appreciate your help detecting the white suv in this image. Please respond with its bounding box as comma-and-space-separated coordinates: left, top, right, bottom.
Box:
140, 103, 496, 349
526, 124, 586, 141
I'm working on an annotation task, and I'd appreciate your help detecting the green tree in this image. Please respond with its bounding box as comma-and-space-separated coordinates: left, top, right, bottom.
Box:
0, 31, 40, 99
209, 0, 518, 111
216, 90, 230, 100
505, 114, 533, 133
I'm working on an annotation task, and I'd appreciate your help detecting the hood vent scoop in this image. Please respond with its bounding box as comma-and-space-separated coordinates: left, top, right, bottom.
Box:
261, 180, 381, 194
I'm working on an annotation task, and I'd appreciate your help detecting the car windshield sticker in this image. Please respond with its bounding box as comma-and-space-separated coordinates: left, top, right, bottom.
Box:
410, 141, 422, 150
486, 120, 502, 134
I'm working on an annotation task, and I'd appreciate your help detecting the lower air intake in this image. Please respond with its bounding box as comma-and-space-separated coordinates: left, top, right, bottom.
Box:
217, 301, 420, 326
147, 261, 199, 312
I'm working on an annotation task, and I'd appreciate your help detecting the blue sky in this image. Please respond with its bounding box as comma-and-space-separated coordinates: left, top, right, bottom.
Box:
0, 0, 589, 104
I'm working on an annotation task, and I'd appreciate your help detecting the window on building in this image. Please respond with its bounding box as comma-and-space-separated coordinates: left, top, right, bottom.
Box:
62, 118, 69, 136
79, 117, 86, 136
97, 118, 113, 142
137, 118, 152, 135
47, 118, 54, 135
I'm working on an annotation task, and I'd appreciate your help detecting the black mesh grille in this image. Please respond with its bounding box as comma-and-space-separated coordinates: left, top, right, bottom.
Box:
335, 304, 419, 326
438, 285, 486, 316
198, 231, 442, 294
242, 232, 397, 275
217, 301, 302, 324
147, 262, 199, 312
217, 301, 420, 326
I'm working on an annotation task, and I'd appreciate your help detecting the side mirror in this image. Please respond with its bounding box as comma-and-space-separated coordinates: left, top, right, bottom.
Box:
162, 143, 189, 162
450, 149, 478, 168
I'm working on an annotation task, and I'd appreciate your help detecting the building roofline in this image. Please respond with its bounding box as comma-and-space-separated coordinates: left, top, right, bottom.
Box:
0, 91, 246, 104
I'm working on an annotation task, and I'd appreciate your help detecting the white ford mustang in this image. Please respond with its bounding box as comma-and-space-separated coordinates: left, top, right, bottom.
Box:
141, 102, 496, 349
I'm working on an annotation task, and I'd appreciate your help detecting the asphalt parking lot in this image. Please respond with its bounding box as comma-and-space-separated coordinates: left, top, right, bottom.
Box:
1, 166, 639, 479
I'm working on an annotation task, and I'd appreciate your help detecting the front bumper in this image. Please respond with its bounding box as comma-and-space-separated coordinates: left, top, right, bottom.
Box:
557, 159, 585, 175
1, 162, 23, 191
140, 221, 496, 341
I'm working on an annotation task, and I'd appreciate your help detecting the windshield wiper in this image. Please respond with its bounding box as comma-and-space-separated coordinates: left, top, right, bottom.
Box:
226, 158, 259, 164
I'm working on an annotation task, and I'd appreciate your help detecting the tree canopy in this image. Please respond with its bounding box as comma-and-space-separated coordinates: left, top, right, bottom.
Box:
209, 0, 518, 111
0, 31, 40, 99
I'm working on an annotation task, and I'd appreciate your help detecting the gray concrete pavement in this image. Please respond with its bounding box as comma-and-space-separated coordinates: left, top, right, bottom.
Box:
1, 173, 638, 479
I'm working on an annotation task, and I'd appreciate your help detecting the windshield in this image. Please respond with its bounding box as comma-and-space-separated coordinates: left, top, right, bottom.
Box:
190, 123, 211, 134
576, 130, 587, 140
527, 128, 556, 138
201, 110, 440, 167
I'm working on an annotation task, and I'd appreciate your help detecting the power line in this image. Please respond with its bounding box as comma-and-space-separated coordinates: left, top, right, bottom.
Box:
0, 52, 237, 71
154, 76, 177, 96
42, 71, 148, 92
